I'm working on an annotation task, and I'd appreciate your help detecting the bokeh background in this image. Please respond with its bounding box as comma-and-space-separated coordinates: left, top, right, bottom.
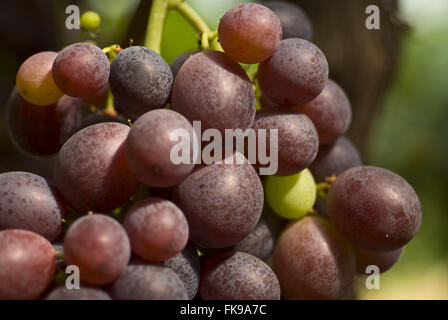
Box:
0, 0, 447, 299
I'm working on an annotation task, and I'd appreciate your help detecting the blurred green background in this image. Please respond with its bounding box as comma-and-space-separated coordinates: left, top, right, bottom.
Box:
0, 0, 447, 299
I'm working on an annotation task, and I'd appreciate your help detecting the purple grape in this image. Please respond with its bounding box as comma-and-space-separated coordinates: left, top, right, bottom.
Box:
170, 50, 198, 78
273, 216, 356, 300
126, 109, 197, 188
53, 43, 110, 98
355, 246, 403, 274
252, 108, 319, 176
163, 243, 200, 299
310, 136, 362, 182
0, 172, 66, 241
171, 50, 256, 134
297, 79, 352, 145
109, 263, 188, 300
328, 166, 422, 251
258, 38, 329, 107
0, 230, 55, 300
109, 46, 173, 118
264, 1, 313, 41
124, 198, 189, 262
218, 3, 282, 64
200, 251, 281, 300
7, 87, 82, 157
54, 123, 141, 213
63, 214, 131, 285
173, 152, 263, 249
45, 286, 111, 300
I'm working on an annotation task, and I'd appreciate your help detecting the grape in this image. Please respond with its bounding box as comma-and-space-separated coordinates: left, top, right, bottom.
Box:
297, 79, 352, 145
310, 137, 362, 182
16, 51, 63, 106
233, 205, 285, 260
82, 84, 108, 109
126, 109, 197, 188
170, 50, 198, 78
273, 216, 356, 300
52, 43, 110, 98
63, 214, 131, 285
124, 198, 189, 262
109, 263, 188, 300
80, 11, 101, 30
7, 87, 82, 157
0, 172, 66, 241
355, 246, 403, 274
54, 123, 141, 213
264, 1, 313, 41
265, 169, 317, 220
258, 39, 329, 106
0, 230, 55, 300
200, 252, 281, 300
218, 3, 282, 64
327, 166, 422, 251
171, 50, 256, 133
45, 286, 111, 300
173, 152, 263, 248
109, 46, 173, 118
163, 243, 200, 299
252, 108, 319, 176
79, 112, 126, 131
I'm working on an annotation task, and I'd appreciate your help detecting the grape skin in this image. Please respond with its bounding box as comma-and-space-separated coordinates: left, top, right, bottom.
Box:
0, 230, 55, 300
273, 217, 356, 300
7, 87, 82, 157
328, 166, 422, 251
0, 172, 66, 241
79, 113, 126, 131
171, 50, 256, 133
109, 46, 173, 118
16, 51, 63, 106
163, 243, 200, 299
310, 136, 362, 182
63, 214, 131, 286
126, 109, 197, 188
52, 43, 110, 98
258, 39, 329, 107
264, 1, 313, 41
170, 50, 198, 79
200, 252, 281, 300
45, 286, 111, 300
355, 246, 403, 274
297, 79, 352, 145
252, 108, 319, 176
109, 263, 188, 300
218, 3, 282, 64
173, 152, 264, 249
54, 123, 141, 213
124, 198, 189, 262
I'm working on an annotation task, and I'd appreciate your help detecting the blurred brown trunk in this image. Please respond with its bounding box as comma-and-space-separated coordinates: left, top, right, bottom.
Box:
289, 0, 407, 156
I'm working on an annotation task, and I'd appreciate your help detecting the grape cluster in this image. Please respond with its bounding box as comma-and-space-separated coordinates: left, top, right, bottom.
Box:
0, 1, 421, 301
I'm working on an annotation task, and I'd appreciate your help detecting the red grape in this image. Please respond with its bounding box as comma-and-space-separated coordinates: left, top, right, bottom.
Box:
273, 217, 356, 300
0, 230, 55, 300
124, 198, 189, 262
52, 43, 110, 98
54, 123, 141, 213
45, 286, 111, 300
200, 251, 281, 300
218, 3, 282, 64
355, 246, 403, 274
63, 214, 131, 285
170, 50, 198, 78
328, 166, 422, 251
258, 39, 329, 106
297, 79, 352, 145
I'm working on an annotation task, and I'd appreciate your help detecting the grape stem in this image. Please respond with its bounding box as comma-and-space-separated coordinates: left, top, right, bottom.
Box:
144, 0, 223, 53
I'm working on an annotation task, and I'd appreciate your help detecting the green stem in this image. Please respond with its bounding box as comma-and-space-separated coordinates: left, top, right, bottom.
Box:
104, 91, 117, 117
145, 0, 170, 54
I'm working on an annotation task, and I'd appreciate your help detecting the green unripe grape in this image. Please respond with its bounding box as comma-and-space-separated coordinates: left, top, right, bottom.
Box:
80, 11, 101, 30
265, 169, 317, 220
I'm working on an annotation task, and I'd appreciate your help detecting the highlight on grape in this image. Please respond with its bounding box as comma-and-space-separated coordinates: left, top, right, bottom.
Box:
169, 121, 279, 175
